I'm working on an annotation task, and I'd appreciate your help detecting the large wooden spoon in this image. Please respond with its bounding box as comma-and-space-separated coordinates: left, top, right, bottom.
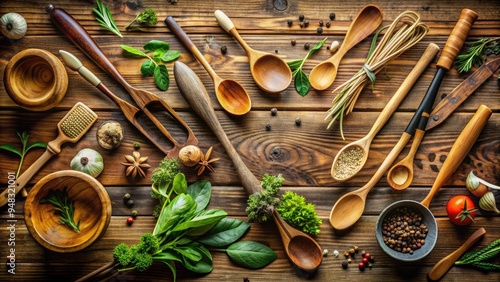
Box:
309, 5, 383, 90
427, 228, 486, 281
165, 16, 251, 116
174, 61, 323, 273
214, 10, 292, 94
331, 43, 439, 181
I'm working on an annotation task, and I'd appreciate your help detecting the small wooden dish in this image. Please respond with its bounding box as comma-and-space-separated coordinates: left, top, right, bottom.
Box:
24, 170, 112, 253
4, 48, 68, 111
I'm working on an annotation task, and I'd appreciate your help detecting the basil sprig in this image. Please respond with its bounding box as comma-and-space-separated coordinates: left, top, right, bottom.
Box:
287, 37, 328, 96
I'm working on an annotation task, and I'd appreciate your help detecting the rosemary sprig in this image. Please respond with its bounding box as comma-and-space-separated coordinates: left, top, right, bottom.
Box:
455, 37, 500, 73
455, 238, 500, 272
40, 188, 81, 233
93, 0, 122, 37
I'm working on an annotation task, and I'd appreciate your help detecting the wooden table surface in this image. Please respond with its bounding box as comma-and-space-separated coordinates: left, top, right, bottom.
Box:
1, 0, 499, 281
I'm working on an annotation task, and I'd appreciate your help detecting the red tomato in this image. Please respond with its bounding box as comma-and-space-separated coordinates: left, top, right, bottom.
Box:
446, 195, 477, 226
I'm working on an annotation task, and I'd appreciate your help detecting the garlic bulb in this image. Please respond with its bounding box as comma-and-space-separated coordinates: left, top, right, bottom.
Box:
0, 13, 27, 40
479, 192, 500, 214
70, 148, 104, 177
178, 145, 202, 167
466, 171, 500, 197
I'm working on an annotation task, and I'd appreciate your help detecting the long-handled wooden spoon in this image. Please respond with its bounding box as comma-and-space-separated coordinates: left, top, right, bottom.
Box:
331, 43, 439, 181
428, 228, 486, 281
165, 16, 251, 116
309, 5, 383, 90
174, 61, 323, 274
214, 10, 292, 94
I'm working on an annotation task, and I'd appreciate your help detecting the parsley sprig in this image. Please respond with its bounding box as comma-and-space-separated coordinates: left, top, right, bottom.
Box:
455, 37, 500, 73
93, 0, 122, 37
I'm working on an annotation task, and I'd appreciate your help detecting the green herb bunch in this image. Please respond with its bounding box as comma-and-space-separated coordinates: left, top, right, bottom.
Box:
93, 0, 122, 37
287, 37, 328, 96
121, 40, 181, 90
455, 37, 500, 73
40, 188, 80, 233
150, 157, 183, 217
83, 182, 276, 281
0, 131, 46, 178
246, 174, 322, 236
125, 8, 158, 29
455, 238, 500, 271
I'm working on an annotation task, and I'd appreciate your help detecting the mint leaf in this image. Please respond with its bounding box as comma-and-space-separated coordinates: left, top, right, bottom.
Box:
140, 60, 155, 76
154, 64, 169, 91
161, 50, 181, 62
144, 40, 170, 51
121, 44, 148, 57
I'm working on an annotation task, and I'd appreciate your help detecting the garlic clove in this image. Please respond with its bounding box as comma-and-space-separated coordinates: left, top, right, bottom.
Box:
479, 191, 500, 214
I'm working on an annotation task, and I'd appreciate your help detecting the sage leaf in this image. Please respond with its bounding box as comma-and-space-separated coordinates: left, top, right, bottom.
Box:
187, 180, 211, 212
172, 173, 187, 194
154, 64, 169, 91
154, 193, 196, 236
144, 40, 170, 51
226, 241, 277, 269
140, 60, 155, 76
121, 44, 148, 57
0, 144, 21, 156
173, 209, 227, 232
197, 218, 250, 247
161, 50, 181, 62
294, 70, 310, 96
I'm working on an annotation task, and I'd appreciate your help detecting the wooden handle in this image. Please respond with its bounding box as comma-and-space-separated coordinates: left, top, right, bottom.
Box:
421, 105, 491, 207
437, 9, 478, 70
45, 5, 130, 89
428, 228, 486, 281
173, 61, 262, 195
214, 10, 235, 32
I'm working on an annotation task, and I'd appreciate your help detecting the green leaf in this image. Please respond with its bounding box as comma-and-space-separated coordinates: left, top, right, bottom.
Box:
140, 60, 155, 76
26, 142, 46, 152
306, 37, 328, 58
159, 259, 177, 282
286, 59, 303, 72
153, 194, 196, 236
121, 44, 149, 57
154, 250, 183, 263
180, 243, 213, 274
153, 48, 168, 59
294, 70, 310, 96
174, 246, 202, 262
93, 0, 122, 37
144, 40, 170, 52
154, 64, 169, 91
0, 144, 21, 157
173, 209, 227, 232
161, 50, 181, 62
187, 180, 211, 212
172, 173, 187, 194
197, 218, 250, 247
226, 241, 277, 269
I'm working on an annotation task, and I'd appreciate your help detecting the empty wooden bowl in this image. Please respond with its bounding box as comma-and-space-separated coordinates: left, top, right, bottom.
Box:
4, 48, 68, 111
24, 170, 112, 253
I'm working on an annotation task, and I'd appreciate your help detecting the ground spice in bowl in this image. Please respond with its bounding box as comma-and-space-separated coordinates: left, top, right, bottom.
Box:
96, 121, 124, 149
332, 146, 363, 180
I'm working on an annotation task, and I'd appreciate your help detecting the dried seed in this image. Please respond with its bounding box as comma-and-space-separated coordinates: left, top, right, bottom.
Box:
295, 117, 301, 126
329, 13, 336, 20
291, 39, 296, 46
326, 21, 331, 28
317, 27, 323, 34
287, 19, 293, 26
221, 46, 227, 55
304, 42, 310, 50
299, 14, 305, 21
271, 108, 278, 116
330, 41, 340, 53
265, 124, 271, 131
332, 146, 364, 180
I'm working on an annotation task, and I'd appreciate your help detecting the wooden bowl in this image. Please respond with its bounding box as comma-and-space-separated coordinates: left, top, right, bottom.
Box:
24, 170, 112, 253
375, 200, 438, 262
4, 48, 68, 111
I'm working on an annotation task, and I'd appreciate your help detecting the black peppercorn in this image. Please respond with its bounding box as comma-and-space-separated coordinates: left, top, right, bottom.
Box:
126, 199, 135, 208
319, 20, 324, 26
295, 117, 301, 126
326, 21, 331, 28
299, 22, 304, 28
317, 27, 323, 34
220, 46, 227, 55
303, 20, 309, 27
422, 5, 430, 11
275, 49, 278, 53
342, 260, 348, 269
299, 14, 305, 21
271, 108, 278, 116
265, 124, 271, 131
287, 19, 293, 26
329, 13, 336, 20
291, 39, 296, 46
243, 276, 250, 282
304, 42, 310, 50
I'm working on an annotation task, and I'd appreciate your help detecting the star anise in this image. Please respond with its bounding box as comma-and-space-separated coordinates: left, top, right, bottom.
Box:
121, 151, 151, 178
195, 146, 220, 175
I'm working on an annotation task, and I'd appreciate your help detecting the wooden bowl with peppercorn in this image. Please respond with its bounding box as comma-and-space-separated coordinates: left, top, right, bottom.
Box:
24, 170, 112, 253
375, 200, 438, 262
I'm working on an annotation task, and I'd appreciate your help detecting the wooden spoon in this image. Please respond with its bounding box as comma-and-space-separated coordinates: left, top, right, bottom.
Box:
174, 61, 323, 273
428, 228, 486, 281
165, 16, 251, 116
331, 43, 439, 181
309, 5, 383, 90
214, 10, 292, 94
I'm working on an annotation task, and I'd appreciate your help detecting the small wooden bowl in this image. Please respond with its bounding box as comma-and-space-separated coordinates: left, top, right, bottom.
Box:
4, 48, 68, 111
24, 170, 112, 253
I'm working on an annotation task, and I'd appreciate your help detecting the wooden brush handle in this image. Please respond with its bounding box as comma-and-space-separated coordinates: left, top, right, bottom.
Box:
421, 105, 491, 207
428, 228, 486, 281
437, 9, 478, 70
173, 62, 262, 195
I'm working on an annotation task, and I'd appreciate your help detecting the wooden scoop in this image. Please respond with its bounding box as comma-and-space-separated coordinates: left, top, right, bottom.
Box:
174, 61, 323, 274
309, 5, 383, 90
214, 10, 292, 94
428, 228, 486, 281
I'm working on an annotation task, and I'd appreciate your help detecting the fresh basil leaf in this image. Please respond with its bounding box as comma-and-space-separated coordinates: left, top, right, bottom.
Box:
154, 64, 169, 91
294, 70, 310, 96
153, 193, 196, 236
121, 44, 148, 57
226, 241, 277, 269
140, 60, 155, 76
144, 40, 170, 51
187, 180, 211, 212
0, 144, 21, 157
198, 218, 250, 247
174, 246, 202, 262
181, 243, 213, 274
286, 59, 303, 72
161, 50, 181, 62
307, 37, 328, 58
26, 142, 46, 151
172, 173, 187, 194
153, 250, 183, 263
173, 209, 227, 232
153, 48, 167, 59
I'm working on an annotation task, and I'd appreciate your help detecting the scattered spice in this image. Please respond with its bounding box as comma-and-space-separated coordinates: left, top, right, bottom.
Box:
131, 210, 138, 217
326, 21, 331, 28
329, 13, 336, 20
287, 19, 293, 26
271, 108, 278, 116
422, 5, 430, 11
304, 42, 310, 50
195, 146, 220, 175
126, 199, 135, 208
382, 207, 429, 254
329, 41, 340, 53
121, 151, 151, 178
344, 251, 350, 258
332, 147, 364, 180
317, 27, 323, 34
333, 250, 340, 257
97, 121, 124, 150
323, 249, 329, 256
220, 45, 227, 55
123, 193, 131, 200
291, 39, 296, 46
126, 217, 134, 225
299, 14, 304, 21
299, 22, 304, 28
275, 49, 278, 53
319, 20, 324, 26
295, 117, 301, 126
303, 20, 309, 27
243, 276, 250, 282
353, 245, 359, 253
265, 123, 271, 131
342, 260, 348, 269
133, 141, 141, 150
358, 262, 365, 271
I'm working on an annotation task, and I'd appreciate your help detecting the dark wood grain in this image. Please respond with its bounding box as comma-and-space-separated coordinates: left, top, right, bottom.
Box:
0, 0, 499, 281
